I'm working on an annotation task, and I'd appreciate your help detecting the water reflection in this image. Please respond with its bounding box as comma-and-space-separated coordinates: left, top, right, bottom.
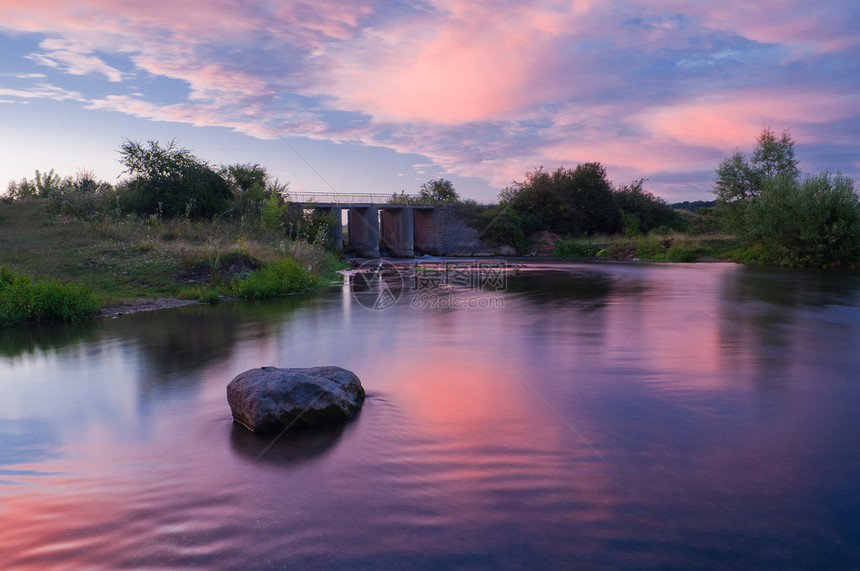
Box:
229, 420, 352, 466
0, 320, 99, 360
717, 266, 860, 388
724, 265, 860, 308
507, 265, 619, 308
2, 261, 860, 568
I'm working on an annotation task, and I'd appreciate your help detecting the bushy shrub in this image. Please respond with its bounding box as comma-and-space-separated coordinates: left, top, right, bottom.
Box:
118, 139, 232, 219
636, 235, 667, 258
45, 173, 117, 219
743, 173, 860, 267
0, 266, 99, 326
613, 180, 686, 234
475, 165, 685, 245
230, 258, 316, 298
553, 238, 591, 257
666, 246, 697, 262
501, 163, 618, 237
178, 286, 221, 304
474, 206, 529, 251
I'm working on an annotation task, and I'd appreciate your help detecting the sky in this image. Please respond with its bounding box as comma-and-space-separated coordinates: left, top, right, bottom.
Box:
1, 1, 859, 204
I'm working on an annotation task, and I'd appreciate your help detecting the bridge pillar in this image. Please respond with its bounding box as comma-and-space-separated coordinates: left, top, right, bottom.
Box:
414, 207, 441, 255
312, 206, 343, 250
347, 206, 379, 258
380, 206, 414, 257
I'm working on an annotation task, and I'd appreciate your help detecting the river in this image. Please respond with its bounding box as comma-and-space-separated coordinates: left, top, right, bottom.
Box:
1, 260, 859, 568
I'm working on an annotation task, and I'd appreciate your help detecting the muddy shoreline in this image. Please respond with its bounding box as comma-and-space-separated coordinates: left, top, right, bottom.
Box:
99, 297, 205, 317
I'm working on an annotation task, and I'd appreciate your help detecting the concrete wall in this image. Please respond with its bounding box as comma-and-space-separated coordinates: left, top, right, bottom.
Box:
347, 206, 379, 258
379, 207, 414, 257
413, 208, 441, 255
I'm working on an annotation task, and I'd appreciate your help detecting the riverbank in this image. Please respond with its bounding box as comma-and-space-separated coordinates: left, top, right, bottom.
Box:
98, 297, 206, 317
0, 199, 343, 323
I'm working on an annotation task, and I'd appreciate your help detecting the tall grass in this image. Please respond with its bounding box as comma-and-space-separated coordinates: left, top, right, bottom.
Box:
230, 258, 317, 298
0, 266, 100, 326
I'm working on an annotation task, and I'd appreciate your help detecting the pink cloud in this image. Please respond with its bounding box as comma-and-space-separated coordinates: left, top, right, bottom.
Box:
321, 0, 594, 123
641, 89, 860, 151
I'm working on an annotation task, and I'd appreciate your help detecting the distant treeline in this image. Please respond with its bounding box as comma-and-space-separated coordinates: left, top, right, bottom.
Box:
670, 200, 716, 212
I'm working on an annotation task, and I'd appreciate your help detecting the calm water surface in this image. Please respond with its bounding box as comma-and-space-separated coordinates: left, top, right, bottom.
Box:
1, 261, 859, 568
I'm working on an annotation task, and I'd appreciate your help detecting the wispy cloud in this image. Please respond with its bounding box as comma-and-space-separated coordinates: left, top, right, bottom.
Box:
0, 81, 82, 102
26, 38, 124, 82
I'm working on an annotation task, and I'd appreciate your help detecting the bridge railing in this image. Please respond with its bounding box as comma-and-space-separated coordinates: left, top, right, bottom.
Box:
287, 192, 419, 205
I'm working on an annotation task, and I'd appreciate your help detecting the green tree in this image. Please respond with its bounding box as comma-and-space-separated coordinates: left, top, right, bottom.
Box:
751, 126, 800, 181
419, 178, 459, 203
118, 139, 232, 219
714, 127, 799, 231
220, 163, 289, 224
501, 163, 618, 236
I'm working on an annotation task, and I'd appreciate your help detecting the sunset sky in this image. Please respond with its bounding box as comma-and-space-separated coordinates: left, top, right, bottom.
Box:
1, 1, 858, 203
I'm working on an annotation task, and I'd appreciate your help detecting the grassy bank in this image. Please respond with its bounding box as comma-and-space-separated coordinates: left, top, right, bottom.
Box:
553, 232, 742, 262
0, 199, 344, 321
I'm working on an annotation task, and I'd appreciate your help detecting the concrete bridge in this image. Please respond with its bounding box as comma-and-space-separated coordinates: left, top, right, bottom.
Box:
287, 192, 481, 258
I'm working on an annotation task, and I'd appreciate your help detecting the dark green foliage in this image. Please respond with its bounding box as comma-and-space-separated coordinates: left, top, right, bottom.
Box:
451, 198, 482, 216
501, 164, 618, 237
286, 210, 338, 247
676, 207, 724, 235
178, 286, 221, 304
45, 173, 117, 219
478, 164, 684, 248
0, 266, 99, 326
118, 139, 232, 219
5, 169, 72, 201
666, 246, 697, 262
713, 127, 860, 268
743, 173, 860, 268
553, 239, 593, 257
475, 206, 529, 250
751, 127, 800, 181
221, 162, 269, 222
419, 178, 459, 203
636, 235, 669, 259
7, 171, 117, 219
387, 191, 413, 205
230, 258, 316, 298
714, 127, 799, 231
671, 200, 717, 212
388, 178, 459, 205
220, 163, 289, 225
614, 179, 686, 234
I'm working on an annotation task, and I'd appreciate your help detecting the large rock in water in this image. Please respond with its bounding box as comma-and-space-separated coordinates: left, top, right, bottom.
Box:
227, 366, 365, 433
